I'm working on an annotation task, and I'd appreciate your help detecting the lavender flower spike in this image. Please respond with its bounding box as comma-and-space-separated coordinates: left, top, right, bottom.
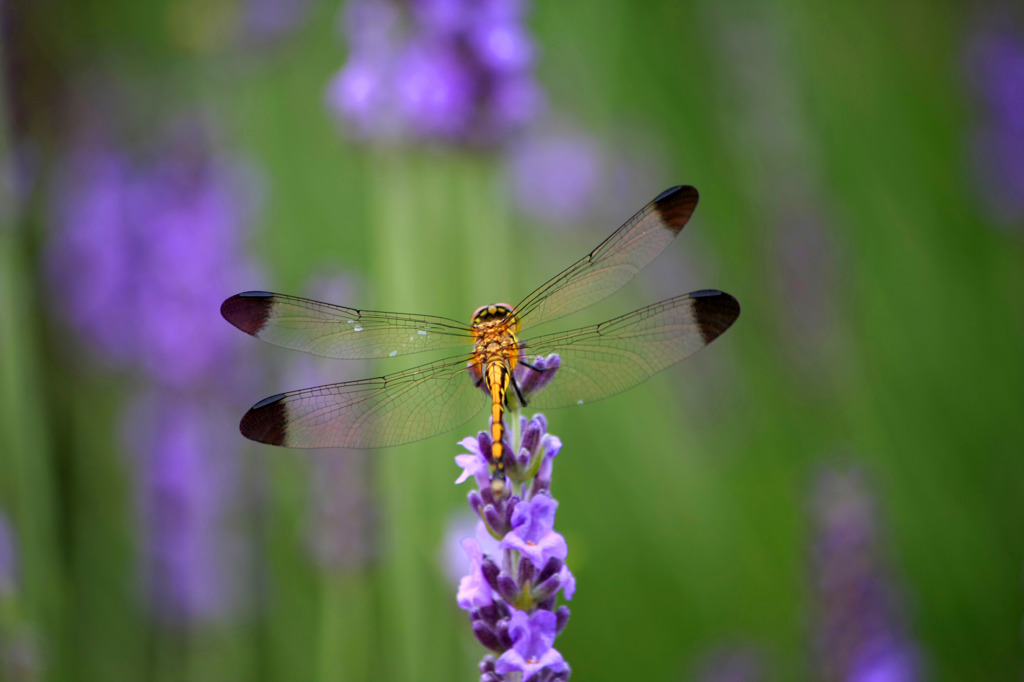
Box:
454, 357, 574, 680
965, 22, 1024, 227
326, 0, 544, 145
0, 511, 16, 596
811, 466, 922, 682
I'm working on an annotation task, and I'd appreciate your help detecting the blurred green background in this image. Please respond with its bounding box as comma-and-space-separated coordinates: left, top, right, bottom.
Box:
1, 0, 1023, 680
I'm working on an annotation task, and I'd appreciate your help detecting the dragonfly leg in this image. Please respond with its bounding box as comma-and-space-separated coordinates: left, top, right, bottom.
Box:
519, 358, 547, 373
509, 372, 528, 408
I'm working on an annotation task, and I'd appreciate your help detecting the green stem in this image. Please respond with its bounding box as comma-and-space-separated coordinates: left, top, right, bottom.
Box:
317, 571, 371, 682
0, 178, 63, 680
458, 155, 512, 310
369, 150, 423, 682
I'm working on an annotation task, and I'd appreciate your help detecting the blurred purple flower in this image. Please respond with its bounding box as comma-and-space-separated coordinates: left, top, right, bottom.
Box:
970, 127, 1024, 225
490, 74, 545, 133
0, 632, 43, 682
965, 22, 1024, 227
239, 0, 313, 45
47, 124, 261, 391
506, 123, 668, 234
769, 205, 839, 356
326, 0, 544, 146
470, 21, 534, 73
45, 108, 264, 631
441, 514, 501, 587
304, 451, 376, 571
1, 141, 40, 228
968, 25, 1024, 132
712, 13, 844, 368
342, 0, 400, 51
411, 0, 469, 35
123, 392, 243, 626
810, 467, 922, 682
508, 128, 604, 225
0, 511, 15, 596
395, 40, 476, 139
691, 646, 764, 682
47, 149, 135, 360
279, 274, 377, 571
0, 512, 44, 680
328, 54, 399, 141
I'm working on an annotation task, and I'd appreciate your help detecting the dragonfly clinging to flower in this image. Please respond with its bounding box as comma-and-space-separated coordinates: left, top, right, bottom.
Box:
221, 186, 740, 468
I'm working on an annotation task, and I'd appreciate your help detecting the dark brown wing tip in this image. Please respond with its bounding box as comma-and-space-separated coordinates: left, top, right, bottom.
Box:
689, 289, 741, 344
221, 291, 274, 336
653, 185, 700, 234
239, 392, 288, 446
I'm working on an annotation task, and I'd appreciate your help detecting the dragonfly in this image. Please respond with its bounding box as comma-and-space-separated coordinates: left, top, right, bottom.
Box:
221, 185, 740, 468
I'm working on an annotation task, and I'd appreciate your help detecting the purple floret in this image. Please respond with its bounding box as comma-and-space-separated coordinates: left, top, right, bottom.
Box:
499, 493, 567, 570
494, 609, 567, 681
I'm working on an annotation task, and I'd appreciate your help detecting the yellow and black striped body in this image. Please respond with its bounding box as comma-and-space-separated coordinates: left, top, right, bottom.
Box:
469, 303, 522, 471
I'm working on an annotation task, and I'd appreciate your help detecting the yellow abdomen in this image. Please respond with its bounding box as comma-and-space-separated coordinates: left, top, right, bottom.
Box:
469, 303, 522, 472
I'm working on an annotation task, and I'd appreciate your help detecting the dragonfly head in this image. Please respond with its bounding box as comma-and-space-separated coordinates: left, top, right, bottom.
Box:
471, 303, 519, 332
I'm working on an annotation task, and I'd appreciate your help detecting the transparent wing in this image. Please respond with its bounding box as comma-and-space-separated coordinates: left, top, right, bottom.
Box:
238, 354, 488, 448
519, 290, 740, 409
221, 291, 473, 360
514, 185, 699, 328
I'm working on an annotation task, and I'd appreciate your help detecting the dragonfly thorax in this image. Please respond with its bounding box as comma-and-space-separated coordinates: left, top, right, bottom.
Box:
470, 303, 520, 361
